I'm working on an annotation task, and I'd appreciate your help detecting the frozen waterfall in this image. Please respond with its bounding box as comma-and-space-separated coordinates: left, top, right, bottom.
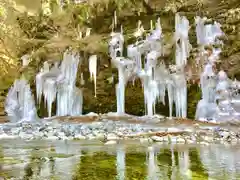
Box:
5, 78, 38, 122
36, 50, 83, 117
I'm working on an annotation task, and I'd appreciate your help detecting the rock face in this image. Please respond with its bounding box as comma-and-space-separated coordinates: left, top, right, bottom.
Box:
0, 0, 239, 118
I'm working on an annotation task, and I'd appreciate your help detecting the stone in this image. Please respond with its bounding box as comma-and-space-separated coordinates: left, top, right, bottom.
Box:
231, 138, 238, 144
74, 134, 86, 140
151, 136, 164, 142
95, 133, 105, 140
10, 128, 20, 135
33, 131, 44, 139
220, 131, 230, 139
47, 136, 59, 141
19, 132, 32, 140
0, 133, 17, 140
107, 133, 119, 140
105, 140, 117, 145
86, 134, 96, 140
203, 136, 214, 142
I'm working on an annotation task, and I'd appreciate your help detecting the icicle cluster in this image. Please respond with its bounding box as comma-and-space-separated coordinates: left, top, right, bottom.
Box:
36, 50, 82, 117
108, 13, 193, 118
195, 17, 240, 122
175, 13, 191, 67
5, 78, 37, 122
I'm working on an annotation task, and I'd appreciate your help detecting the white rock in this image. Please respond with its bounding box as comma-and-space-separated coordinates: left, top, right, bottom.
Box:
151, 136, 164, 142
11, 128, 20, 135
58, 132, 65, 137
46, 136, 59, 140
95, 133, 105, 140
203, 136, 213, 142
86, 134, 96, 140
221, 131, 230, 138
116, 131, 124, 137
33, 131, 44, 138
74, 134, 86, 140
86, 112, 99, 116
0, 133, 17, 140
107, 133, 119, 140
105, 140, 117, 145
230, 138, 237, 145
19, 132, 32, 140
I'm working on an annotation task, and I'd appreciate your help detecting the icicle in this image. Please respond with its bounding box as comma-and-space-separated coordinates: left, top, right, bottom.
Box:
114, 11, 117, 27
147, 147, 159, 180
21, 54, 30, 67
80, 73, 85, 85
150, 20, 153, 31
85, 28, 91, 37
5, 78, 37, 122
89, 55, 97, 97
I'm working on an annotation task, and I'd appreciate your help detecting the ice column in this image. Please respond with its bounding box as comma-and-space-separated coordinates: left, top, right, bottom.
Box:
89, 55, 97, 97
5, 78, 37, 122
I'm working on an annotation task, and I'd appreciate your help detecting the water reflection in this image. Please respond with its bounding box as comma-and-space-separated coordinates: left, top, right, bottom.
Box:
117, 146, 125, 180
1, 141, 240, 179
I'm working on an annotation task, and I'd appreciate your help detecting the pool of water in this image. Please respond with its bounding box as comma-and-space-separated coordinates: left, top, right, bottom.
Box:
1, 140, 240, 180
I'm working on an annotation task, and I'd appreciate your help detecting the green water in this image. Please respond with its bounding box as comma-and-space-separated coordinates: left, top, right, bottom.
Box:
1, 140, 240, 180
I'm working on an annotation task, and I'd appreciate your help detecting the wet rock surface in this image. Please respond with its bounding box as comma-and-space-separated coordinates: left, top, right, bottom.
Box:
0, 119, 239, 145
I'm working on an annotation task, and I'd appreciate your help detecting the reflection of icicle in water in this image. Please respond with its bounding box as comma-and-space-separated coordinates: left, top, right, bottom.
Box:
116, 146, 125, 180
178, 149, 191, 180
147, 147, 159, 180
89, 55, 97, 97
5, 78, 37, 122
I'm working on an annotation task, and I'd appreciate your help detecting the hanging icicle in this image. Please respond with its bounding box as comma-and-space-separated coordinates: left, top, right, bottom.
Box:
89, 55, 97, 97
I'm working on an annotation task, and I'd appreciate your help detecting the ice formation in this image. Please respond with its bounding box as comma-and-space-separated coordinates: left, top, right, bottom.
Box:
109, 15, 189, 118
116, 146, 125, 180
21, 54, 30, 67
35, 50, 83, 117
195, 16, 240, 122
5, 77, 37, 122
89, 55, 97, 97
5, 13, 240, 122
